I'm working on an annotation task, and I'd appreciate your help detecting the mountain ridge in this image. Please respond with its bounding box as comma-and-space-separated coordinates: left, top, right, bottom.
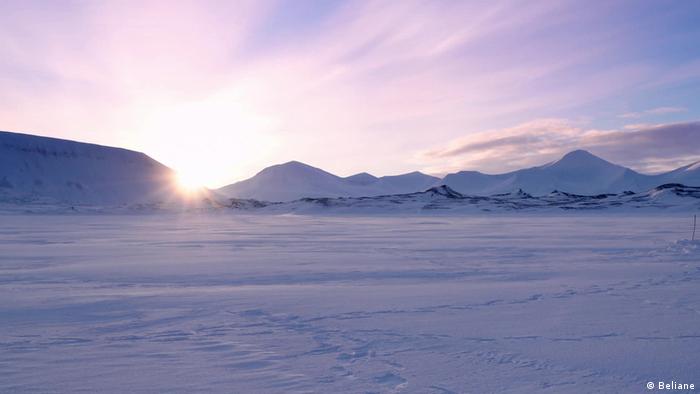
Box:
220, 149, 700, 200
218, 161, 440, 201
0, 130, 210, 205
1, 130, 698, 204
221, 183, 700, 214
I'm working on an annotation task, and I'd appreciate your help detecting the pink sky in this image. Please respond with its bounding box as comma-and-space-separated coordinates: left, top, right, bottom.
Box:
1, 0, 699, 187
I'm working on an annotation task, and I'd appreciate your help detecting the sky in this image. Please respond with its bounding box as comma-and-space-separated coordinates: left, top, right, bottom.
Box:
1, 0, 699, 188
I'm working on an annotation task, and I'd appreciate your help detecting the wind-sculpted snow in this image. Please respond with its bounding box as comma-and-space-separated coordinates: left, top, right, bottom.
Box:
1, 214, 699, 393
222, 184, 700, 214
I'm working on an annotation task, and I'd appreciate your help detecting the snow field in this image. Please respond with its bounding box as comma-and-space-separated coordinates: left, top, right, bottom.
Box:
1, 214, 699, 393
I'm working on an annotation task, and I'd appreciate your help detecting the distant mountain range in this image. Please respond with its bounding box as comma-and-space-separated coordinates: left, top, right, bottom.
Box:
218, 149, 700, 201
1, 130, 699, 206
224, 184, 700, 214
441, 149, 700, 196
217, 161, 439, 202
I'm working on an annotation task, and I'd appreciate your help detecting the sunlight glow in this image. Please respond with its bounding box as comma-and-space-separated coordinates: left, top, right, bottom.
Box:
133, 90, 281, 188
176, 171, 204, 192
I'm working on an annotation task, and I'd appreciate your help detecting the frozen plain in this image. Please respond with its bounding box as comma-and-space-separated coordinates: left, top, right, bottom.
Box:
1, 213, 699, 393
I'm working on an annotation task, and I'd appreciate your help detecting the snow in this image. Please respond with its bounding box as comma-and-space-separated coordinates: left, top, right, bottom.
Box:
656, 161, 700, 187
0, 130, 187, 205
443, 150, 700, 196
219, 150, 700, 201
3, 131, 699, 205
661, 239, 700, 256
2, 131, 699, 392
218, 161, 439, 202
444, 150, 638, 196
218, 184, 700, 214
344, 172, 379, 185
2, 213, 700, 393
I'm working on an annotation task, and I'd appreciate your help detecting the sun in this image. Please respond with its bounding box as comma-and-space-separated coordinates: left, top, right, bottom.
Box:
176, 171, 204, 193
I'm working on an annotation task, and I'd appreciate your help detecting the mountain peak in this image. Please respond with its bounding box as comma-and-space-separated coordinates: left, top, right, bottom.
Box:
260, 160, 327, 175
280, 160, 311, 168
547, 149, 618, 170
566, 149, 593, 155
345, 172, 379, 185
559, 149, 600, 162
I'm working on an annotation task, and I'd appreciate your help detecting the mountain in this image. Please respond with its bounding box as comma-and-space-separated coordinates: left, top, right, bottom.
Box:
0, 130, 199, 205
344, 172, 379, 185
4, 130, 698, 205
222, 183, 700, 214
653, 160, 700, 187
374, 171, 440, 194
220, 151, 699, 201
218, 162, 440, 202
443, 150, 698, 196
344, 170, 439, 194
218, 161, 356, 202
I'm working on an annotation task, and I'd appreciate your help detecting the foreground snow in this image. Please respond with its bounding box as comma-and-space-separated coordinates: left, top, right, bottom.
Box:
1, 214, 700, 393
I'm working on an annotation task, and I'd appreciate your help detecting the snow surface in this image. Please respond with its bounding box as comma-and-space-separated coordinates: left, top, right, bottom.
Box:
2, 213, 700, 393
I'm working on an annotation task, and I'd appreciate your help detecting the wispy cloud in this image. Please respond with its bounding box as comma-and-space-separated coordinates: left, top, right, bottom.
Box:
422, 120, 700, 175
619, 106, 687, 119
0, 1, 699, 185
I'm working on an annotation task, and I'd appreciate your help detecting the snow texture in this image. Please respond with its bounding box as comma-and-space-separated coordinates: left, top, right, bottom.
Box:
1, 213, 700, 393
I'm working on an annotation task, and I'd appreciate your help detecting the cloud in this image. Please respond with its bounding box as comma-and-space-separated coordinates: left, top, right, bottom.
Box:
422, 120, 700, 175
619, 106, 687, 119
1, 1, 699, 185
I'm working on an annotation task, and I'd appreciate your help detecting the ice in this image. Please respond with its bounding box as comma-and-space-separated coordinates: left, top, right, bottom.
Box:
1, 213, 700, 393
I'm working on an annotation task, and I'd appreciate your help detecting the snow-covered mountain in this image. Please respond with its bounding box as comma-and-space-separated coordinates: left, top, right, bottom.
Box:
217, 161, 354, 202
344, 172, 378, 185
374, 171, 440, 194
442, 150, 699, 196
222, 150, 700, 202
0, 130, 204, 205
651, 160, 700, 187
218, 161, 439, 202
3, 130, 698, 206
